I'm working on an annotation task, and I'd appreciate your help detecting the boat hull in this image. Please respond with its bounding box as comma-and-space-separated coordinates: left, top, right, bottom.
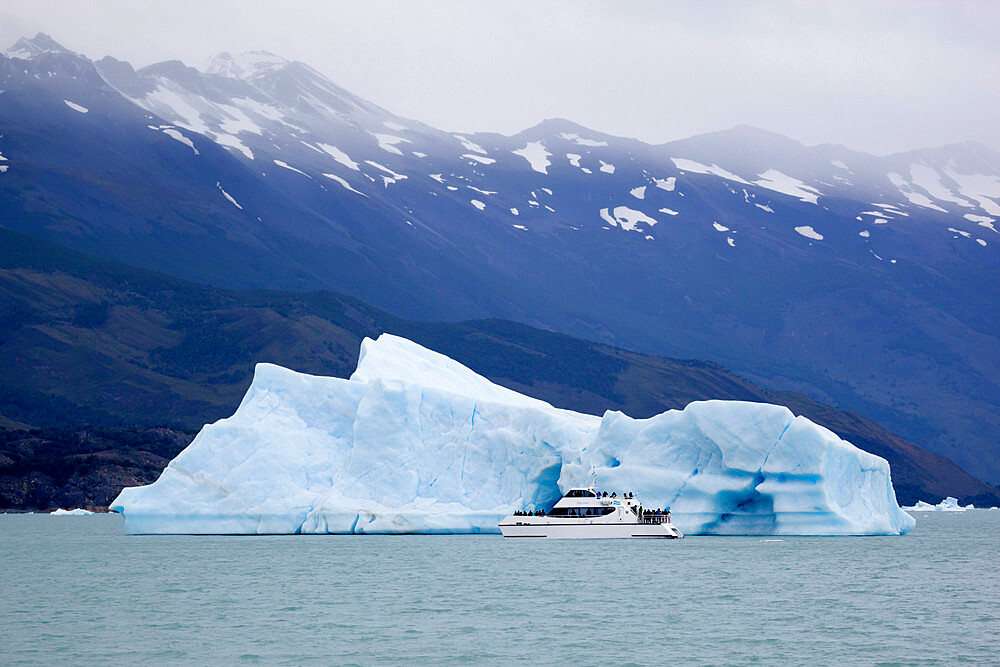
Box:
499, 521, 683, 539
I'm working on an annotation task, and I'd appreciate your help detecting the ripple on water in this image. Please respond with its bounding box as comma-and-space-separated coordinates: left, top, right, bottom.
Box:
1, 512, 999, 664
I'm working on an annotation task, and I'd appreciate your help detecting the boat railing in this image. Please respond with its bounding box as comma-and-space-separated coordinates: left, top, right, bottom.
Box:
638, 515, 671, 524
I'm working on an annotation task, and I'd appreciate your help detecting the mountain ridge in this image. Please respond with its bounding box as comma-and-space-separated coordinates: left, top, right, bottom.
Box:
0, 225, 996, 508
1, 32, 998, 483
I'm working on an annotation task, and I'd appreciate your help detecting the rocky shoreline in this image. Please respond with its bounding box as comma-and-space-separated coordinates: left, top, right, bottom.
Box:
0, 426, 194, 512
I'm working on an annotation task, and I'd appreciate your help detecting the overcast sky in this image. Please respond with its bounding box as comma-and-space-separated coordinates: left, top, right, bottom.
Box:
2, 1, 997, 155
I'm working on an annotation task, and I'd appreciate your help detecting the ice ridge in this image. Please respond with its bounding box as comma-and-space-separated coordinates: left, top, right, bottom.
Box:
111, 334, 915, 536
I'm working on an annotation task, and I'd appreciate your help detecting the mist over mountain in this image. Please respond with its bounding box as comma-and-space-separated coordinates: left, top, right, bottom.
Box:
1, 33, 998, 484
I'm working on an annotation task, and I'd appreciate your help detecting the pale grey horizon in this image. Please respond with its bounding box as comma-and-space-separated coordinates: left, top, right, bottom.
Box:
1, 0, 997, 156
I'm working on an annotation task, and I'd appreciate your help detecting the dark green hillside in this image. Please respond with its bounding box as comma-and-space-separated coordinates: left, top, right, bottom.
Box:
1, 227, 997, 509
0, 426, 194, 511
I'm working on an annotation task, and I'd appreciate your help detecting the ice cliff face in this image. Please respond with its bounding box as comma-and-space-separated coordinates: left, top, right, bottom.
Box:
111, 335, 915, 535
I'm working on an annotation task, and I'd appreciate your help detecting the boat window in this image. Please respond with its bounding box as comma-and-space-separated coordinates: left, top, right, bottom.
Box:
547, 506, 616, 517
565, 489, 596, 498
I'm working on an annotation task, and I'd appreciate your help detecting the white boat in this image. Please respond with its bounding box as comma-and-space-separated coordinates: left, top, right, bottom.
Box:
499, 487, 683, 539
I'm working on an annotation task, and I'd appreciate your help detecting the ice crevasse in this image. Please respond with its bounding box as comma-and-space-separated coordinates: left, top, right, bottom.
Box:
111, 334, 915, 535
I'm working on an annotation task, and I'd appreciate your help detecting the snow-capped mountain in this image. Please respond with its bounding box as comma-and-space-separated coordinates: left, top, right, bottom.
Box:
1, 34, 998, 484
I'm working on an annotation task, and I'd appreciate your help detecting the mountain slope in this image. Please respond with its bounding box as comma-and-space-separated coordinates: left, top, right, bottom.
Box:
1, 34, 998, 482
1, 226, 997, 507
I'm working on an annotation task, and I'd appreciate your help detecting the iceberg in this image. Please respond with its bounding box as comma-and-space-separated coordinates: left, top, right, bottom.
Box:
902, 497, 974, 512
111, 334, 915, 536
50, 508, 95, 515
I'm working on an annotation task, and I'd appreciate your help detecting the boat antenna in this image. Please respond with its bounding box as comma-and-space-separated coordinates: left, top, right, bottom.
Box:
588, 465, 598, 490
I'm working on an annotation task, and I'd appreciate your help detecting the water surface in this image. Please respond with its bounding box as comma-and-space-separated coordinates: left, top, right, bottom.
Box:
2, 511, 997, 664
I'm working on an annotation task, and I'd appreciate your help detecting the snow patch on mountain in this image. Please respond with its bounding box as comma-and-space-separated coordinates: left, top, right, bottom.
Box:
713, 222, 729, 232
887, 173, 949, 213
755, 203, 773, 213
140, 85, 212, 134
204, 51, 288, 79
311, 144, 358, 170
599, 160, 615, 174
795, 225, 823, 240
831, 160, 849, 170
942, 166, 1000, 216
630, 186, 646, 199
964, 213, 997, 233
599, 208, 616, 227
909, 163, 973, 208
600, 206, 657, 232
859, 230, 870, 238
512, 141, 551, 174
216, 182, 243, 209
4, 33, 77, 61
233, 96, 291, 125
753, 169, 821, 205
383, 121, 407, 132
215, 103, 265, 136
454, 135, 487, 154
872, 202, 906, 212
567, 153, 582, 167
161, 128, 198, 154
5, 46, 36, 60
215, 133, 254, 159
471, 199, 486, 211
63, 100, 88, 113
560, 132, 607, 147
964, 213, 995, 224
658, 207, 678, 216
671, 158, 749, 185
655, 177, 676, 191
323, 173, 367, 197
372, 133, 409, 156
6, 34, 72, 60
463, 154, 495, 165
366, 160, 407, 186
273, 159, 310, 178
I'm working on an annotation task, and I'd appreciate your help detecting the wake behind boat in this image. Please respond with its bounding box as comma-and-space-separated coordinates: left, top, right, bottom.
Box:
499, 487, 683, 539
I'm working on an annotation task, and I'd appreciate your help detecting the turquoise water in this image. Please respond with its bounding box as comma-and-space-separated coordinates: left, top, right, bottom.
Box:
2, 511, 998, 665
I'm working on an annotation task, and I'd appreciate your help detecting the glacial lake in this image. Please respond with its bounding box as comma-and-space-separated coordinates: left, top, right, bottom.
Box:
2, 511, 998, 665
